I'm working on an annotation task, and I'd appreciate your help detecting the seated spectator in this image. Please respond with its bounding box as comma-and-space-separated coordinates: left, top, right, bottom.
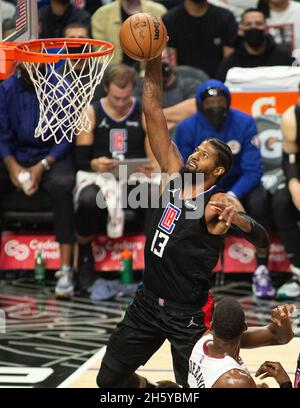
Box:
57, 22, 107, 102
39, 0, 90, 38
260, 0, 300, 53
175, 80, 280, 299
64, 64, 155, 297
274, 95, 300, 299
209, 0, 257, 21
161, 47, 209, 109
216, 8, 294, 82
0, 65, 75, 297
162, 0, 238, 77
91, 0, 167, 68
188, 297, 294, 387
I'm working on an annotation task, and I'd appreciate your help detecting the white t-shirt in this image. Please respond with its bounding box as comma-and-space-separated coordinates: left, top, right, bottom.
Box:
188, 334, 249, 388
208, 0, 257, 21
267, 1, 300, 52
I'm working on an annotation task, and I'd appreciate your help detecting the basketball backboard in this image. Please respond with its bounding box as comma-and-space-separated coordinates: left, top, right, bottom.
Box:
0, 0, 38, 42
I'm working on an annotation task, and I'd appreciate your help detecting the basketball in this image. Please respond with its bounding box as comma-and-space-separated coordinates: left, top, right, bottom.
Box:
119, 13, 168, 61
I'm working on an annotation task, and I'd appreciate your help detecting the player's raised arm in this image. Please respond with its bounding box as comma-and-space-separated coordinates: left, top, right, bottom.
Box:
143, 56, 183, 175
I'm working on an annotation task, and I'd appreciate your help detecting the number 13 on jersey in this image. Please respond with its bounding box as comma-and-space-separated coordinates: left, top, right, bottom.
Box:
150, 203, 181, 258
151, 230, 169, 258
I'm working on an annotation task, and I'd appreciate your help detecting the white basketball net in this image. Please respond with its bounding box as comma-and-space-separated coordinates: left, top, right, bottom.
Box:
22, 41, 114, 143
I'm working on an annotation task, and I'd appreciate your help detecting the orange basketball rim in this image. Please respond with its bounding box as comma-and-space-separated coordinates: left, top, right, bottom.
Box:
0, 38, 114, 144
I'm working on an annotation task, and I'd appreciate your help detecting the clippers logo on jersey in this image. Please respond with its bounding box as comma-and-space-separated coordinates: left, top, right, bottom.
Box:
110, 129, 128, 154
158, 203, 181, 234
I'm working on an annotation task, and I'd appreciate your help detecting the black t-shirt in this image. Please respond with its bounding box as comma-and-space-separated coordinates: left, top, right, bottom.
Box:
92, 98, 146, 159
163, 4, 238, 77
144, 175, 224, 305
216, 35, 294, 82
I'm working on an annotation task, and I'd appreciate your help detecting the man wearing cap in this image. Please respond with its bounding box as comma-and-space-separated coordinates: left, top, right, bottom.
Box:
175, 79, 276, 299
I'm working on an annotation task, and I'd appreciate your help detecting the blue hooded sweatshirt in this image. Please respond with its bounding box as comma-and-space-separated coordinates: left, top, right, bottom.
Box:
175, 80, 263, 199
0, 72, 74, 166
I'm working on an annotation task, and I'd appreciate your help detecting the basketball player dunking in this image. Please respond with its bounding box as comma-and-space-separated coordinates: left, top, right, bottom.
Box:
96, 56, 269, 388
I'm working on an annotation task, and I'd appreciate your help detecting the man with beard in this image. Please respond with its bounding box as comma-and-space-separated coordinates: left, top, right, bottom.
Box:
96, 55, 269, 388
216, 8, 293, 82
175, 80, 277, 300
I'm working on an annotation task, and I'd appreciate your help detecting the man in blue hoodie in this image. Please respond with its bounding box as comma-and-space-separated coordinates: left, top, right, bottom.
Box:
175, 79, 275, 299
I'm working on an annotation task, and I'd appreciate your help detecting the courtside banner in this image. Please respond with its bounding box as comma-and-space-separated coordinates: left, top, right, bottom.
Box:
0, 232, 222, 272
0, 232, 146, 271
223, 236, 291, 273
93, 234, 145, 271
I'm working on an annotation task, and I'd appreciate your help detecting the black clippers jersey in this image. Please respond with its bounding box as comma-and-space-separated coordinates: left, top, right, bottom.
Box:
144, 175, 224, 305
92, 98, 146, 160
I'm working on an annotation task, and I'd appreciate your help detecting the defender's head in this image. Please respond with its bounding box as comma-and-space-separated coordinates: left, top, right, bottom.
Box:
211, 297, 247, 341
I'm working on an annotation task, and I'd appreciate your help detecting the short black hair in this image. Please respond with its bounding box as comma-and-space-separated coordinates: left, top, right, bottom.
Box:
241, 8, 266, 23
206, 138, 233, 181
63, 22, 90, 37
212, 297, 245, 341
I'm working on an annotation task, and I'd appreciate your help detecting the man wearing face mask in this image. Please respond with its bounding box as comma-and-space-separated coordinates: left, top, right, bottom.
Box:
175, 81, 276, 299
216, 8, 293, 82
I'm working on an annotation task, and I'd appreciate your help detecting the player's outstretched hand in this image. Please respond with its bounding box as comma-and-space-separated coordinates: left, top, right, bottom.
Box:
271, 304, 295, 327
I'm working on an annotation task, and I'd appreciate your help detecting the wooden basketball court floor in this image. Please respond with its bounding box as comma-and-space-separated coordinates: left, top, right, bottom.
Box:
60, 333, 300, 388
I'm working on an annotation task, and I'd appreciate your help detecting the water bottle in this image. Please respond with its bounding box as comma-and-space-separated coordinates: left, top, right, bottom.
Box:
18, 170, 33, 195
120, 250, 133, 284
294, 352, 300, 388
34, 251, 46, 286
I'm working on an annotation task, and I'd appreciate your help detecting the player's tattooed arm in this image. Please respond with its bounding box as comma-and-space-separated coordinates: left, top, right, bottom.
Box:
142, 57, 183, 175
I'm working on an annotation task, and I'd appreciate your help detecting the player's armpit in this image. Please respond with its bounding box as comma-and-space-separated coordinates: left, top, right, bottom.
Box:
212, 369, 257, 388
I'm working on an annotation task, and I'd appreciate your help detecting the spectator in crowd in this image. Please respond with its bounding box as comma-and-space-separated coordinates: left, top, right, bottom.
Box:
273, 95, 300, 299
216, 8, 294, 82
175, 80, 279, 299
38, 0, 90, 38
162, 0, 238, 77
208, 0, 257, 21
188, 297, 294, 387
161, 47, 209, 109
57, 22, 107, 102
64, 64, 154, 297
258, 0, 300, 52
0, 65, 75, 298
91, 0, 166, 68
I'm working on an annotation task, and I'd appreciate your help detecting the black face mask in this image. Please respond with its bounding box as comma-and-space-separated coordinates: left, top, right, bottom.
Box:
162, 62, 173, 82
244, 28, 266, 48
203, 107, 227, 130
